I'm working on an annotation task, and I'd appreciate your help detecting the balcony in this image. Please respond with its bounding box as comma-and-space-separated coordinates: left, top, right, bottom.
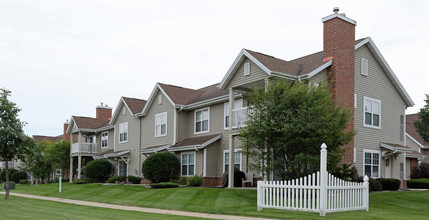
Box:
0, 161, 13, 168
71, 143, 98, 154
232, 106, 252, 128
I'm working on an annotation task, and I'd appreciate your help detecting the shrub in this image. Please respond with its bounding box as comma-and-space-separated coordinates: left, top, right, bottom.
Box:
82, 159, 112, 182
11, 171, 27, 183
19, 179, 30, 184
178, 176, 188, 185
72, 178, 91, 184
411, 162, 429, 179
187, 175, 203, 186
107, 175, 127, 183
407, 178, 429, 189
48, 178, 59, 183
127, 175, 141, 184
142, 153, 180, 183
357, 176, 382, 192
150, 182, 180, 188
331, 164, 359, 182
377, 178, 401, 190
0, 168, 17, 182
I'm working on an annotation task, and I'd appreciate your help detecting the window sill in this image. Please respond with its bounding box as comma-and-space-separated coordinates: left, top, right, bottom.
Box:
155, 134, 167, 138
194, 130, 209, 135
119, 141, 128, 144
363, 124, 381, 130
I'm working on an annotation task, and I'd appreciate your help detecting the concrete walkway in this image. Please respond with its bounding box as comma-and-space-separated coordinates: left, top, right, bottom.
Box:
0, 192, 274, 220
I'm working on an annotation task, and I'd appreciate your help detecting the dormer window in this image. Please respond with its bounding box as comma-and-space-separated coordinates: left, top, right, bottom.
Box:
244, 62, 250, 76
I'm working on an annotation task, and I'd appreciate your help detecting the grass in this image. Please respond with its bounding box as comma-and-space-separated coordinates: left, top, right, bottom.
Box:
0, 195, 205, 220
3, 183, 429, 219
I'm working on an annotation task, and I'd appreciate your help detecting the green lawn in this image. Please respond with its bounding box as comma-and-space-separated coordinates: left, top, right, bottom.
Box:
0, 195, 205, 220
3, 183, 429, 219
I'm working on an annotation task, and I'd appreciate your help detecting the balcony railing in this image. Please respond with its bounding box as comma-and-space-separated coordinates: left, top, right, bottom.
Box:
71, 143, 98, 154
0, 161, 13, 168
232, 106, 252, 128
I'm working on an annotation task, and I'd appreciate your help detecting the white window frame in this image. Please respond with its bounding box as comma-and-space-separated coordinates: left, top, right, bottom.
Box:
223, 149, 242, 172
244, 62, 250, 76
158, 94, 162, 104
363, 97, 381, 129
155, 112, 167, 137
122, 107, 126, 115
101, 132, 109, 148
361, 57, 369, 76
224, 99, 243, 130
363, 149, 381, 178
194, 107, 210, 134
118, 160, 128, 176
119, 122, 128, 143
181, 152, 196, 176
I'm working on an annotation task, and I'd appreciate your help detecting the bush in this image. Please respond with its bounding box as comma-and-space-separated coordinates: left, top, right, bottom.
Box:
82, 159, 112, 182
150, 182, 180, 188
358, 176, 382, 192
19, 179, 30, 184
107, 175, 126, 183
127, 175, 141, 184
331, 164, 359, 182
48, 178, 59, 183
411, 162, 429, 179
178, 176, 188, 185
187, 175, 203, 186
0, 168, 17, 182
407, 178, 429, 189
142, 153, 180, 183
11, 171, 27, 183
72, 178, 91, 184
377, 178, 401, 190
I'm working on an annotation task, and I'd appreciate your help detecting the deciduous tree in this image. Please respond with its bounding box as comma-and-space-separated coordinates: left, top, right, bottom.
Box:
415, 94, 429, 143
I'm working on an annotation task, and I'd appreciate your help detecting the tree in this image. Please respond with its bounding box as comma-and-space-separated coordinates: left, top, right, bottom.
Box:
0, 88, 28, 199
240, 79, 355, 180
415, 94, 429, 143
20, 140, 52, 183
45, 140, 71, 177
142, 152, 180, 183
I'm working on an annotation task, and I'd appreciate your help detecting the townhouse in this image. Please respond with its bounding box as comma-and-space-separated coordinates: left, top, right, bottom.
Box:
405, 114, 428, 178
67, 9, 420, 186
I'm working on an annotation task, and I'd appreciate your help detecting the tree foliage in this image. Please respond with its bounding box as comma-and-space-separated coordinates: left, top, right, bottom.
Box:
45, 140, 70, 175
142, 152, 180, 183
82, 159, 112, 182
20, 140, 51, 182
0, 88, 28, 199
240, 79, 354, 180
415, 94, 429, 143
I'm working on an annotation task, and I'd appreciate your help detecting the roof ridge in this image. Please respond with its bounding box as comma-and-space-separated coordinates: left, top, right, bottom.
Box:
122, 96, 147, 102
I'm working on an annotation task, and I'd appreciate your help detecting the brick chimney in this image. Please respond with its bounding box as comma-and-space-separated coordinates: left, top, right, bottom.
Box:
96, 102, 112, 120
63, 120, 70, 141
322, 8, 356, 164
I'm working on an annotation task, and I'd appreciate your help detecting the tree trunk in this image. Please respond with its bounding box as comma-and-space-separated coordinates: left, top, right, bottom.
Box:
5, 160, 10, 199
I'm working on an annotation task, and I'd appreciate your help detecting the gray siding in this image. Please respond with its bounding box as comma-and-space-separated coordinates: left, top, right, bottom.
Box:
354, 45, 408, 179
309, 69, 328, 84
407, 136, 429, 163
229, 58, 268, 89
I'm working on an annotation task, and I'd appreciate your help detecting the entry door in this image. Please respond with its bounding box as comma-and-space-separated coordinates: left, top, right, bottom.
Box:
384, 158, 392, 178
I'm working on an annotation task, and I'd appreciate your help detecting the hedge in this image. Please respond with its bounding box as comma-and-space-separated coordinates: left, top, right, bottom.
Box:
11, 171, 27, 183
407, 178, 429, 189
0, 168, 17, 182
358, 176, 382, 192
150, 182, 180, 188
142, 153, 180, 183
72, 178, 91, 184
187, 175, 203, 186
107, 175, 126, 183
377, 178, 401, 190
82, 159, 112, 182
127, 175, 141, 184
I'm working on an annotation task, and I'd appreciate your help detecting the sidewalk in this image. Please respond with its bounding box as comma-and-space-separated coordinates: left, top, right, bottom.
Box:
0, 192, 274, 220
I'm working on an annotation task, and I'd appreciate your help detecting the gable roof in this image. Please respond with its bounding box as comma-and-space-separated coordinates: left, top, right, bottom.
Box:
66, 116, 110, 133
406, 114, 429, 148
168, 134, 222, 152
110, 96, 147, 124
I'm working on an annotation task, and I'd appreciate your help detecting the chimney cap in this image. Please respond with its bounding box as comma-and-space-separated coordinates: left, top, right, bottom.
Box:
333, 7, 339, 13
322, 8, 356, 25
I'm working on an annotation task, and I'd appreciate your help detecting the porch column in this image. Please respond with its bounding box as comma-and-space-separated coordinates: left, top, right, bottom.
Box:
77, 155, 82, 179
228, 88, 235, 188
69, 157, 73, 183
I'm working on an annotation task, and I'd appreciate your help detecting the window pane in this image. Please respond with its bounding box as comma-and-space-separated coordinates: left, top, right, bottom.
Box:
373, 114, 380, 127
196, 121, 201, 132
365, 165, 371, 177
161, 124, 166, 135
161, 114, 167, 124
372, 101, 379, 114
364, 100, 371, 113
124, 132, 127, 141
202, 120, 208, 131
373, 166, 379, 177
156, 116, 161, 126
224, 164, 229, 172
365, 152, 371, 164
224, 103, 229, 115
182, 154, 187, 165
224, 152, 229, 164
189, 165, 194, 175
234, 99, 243, 109
156, 125, 160, 136
234, 164, 240, 170
373, 153, 379, 165
120, 133, 124, 142
182, 165, 187, 175
202, 110, 209, 120
189, 154, 194, 164
225, 116, 229, 128
234, 152, 241, 164
196, 111, 201, 121
365, 113, 372, 125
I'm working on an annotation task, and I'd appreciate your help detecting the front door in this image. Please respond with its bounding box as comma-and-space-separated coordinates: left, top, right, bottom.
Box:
384, 157, 392, 178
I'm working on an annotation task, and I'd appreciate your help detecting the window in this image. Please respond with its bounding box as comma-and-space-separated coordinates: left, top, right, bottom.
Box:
122, 107, 126, 115
364, 150, 380, 178
224, 99, 243, 129
101, 132, 108, 148
195, 108, 209, 134
400, 115, 405, 142
361, 58, 368, 76
118, 160, 127, 176
85, 136, 94, 143
224, 149, 242, 172
55, 169, 62, 175
244, 62, 250, 76
119, 122, 128, 143
155, 112, 167, 137
364, 97, 381, 128
158, 94, 162, 104
181, 153, 195, 176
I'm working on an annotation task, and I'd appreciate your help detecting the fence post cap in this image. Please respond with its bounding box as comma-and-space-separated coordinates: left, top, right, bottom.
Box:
363, 175, 369, 182
321, 143, 327, 149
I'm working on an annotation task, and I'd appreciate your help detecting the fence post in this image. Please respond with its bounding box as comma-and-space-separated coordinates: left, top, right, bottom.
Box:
319, 143, 327, 216
363, 175, 369, 211
257, 181, 262, 211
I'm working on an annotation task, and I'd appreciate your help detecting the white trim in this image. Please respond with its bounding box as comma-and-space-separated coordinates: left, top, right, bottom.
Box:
322, 13, 357, 25
353, 148, 356, 163
406, 133, 429, 149
203, 149, 207, 177
363, 149, 381, 178
361, 58, 369, 76
223, 148, 242, 173
224, 102, 229, 130
304, 60, 333, 79
140, 84, 176, 116
173, 109, 177, 145
363, 96, 381, 129
194, 107, 210, 134
101, 131, 108, 148
380, 143, 413, 153
155, 112, 167, 137
110, 97, 135, 124
354, 94, 357, 109
140, 145, 170, 154
355, 38, 414, 107
167, 134, 222, 152
158, 94, 163, 104
118, 160, 128, 176
113, 125, 116, 151
118, 122, 128, 143
180, 152, 196, 176
243, 61, 251, 76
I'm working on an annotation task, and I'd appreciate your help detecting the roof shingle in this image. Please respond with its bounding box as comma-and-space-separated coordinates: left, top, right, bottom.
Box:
122, 97, 147, 114
406, 114, 429, 146
73, 116, 110, 130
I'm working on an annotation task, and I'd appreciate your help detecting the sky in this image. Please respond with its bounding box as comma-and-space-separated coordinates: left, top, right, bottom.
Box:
1, 0, 428, 137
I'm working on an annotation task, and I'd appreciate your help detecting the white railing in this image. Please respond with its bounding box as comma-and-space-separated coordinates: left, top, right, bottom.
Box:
257, 144, 369, 216
71, 143, 97, 154
232, 106, 251, 128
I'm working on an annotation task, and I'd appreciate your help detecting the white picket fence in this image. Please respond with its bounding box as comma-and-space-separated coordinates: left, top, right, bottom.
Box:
257, 143, 369, 216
